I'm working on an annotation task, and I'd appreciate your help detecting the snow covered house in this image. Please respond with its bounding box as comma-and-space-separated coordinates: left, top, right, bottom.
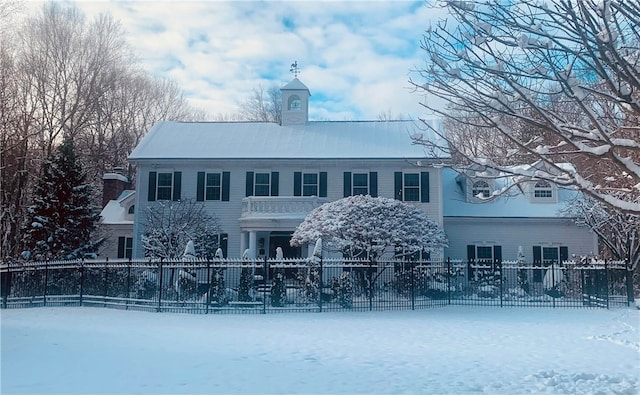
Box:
128, 78, 448, 259
99, 171, 135, 259
127, 77, 597, 262
442, 166, 598, 268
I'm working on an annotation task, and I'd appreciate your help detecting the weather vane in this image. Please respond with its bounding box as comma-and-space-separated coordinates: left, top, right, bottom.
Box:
290, 61, 300, 78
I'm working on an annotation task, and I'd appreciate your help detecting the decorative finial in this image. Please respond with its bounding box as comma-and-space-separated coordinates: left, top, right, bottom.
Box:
290, 61, 300, 78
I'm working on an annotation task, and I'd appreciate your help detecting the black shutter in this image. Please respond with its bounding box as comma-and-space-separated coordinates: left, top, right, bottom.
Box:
172, 171, 182, 201
494, 245, 502, 263
271, 172, 279, 196
221, 233, 228, 257
533, 246, 542, 281
394, 172, 402, 200
319, 172, 327, 197
421, 171, 430, 203
343, 172, 352, 197
467, 245, 476, 279
148, 171, 157, 202
245, 172, 254, 197
117, 237, 125, 259
560, 246, 568, 263
196, 172, 205, 201
222, 172, 230, 201
369, 172, 378, 197
294, 172, 302, 196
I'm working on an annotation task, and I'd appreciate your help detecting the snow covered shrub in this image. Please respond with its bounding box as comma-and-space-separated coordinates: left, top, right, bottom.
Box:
176, 269, 198, 300
296, 265, 320, 303
518, 269, 530, 295
270, 270, 287, 307
331, 272, 353, 309
238, 267, 253, 302
208, 268, 226, 305
133, 269, 157, 299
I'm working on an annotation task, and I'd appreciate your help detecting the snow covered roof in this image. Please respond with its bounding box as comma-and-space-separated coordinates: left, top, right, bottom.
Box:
442, 168, 580, 218
100, 190, 135, 225
281, 78, 310, 92
128, 119, 448, 161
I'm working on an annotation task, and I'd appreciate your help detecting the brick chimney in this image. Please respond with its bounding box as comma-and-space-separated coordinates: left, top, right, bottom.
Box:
102, 167, 130, 208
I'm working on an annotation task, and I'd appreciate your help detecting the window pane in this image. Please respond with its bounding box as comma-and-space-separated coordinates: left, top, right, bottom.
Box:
543, 247, 558, 262
303, 173, 317, 184
255, 173, 270, 184
206, 173, 221, 186
404, 189, 420, 201
353, 173, 368, 187
303, 185, 318, 196
477, 246, 493, 261
404, 173, 419, 186
156, 173, 173, 200
254, 185, 270, 196
157, 173, 172, 186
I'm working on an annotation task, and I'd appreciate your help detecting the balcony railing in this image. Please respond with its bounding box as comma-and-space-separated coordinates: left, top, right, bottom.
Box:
241, 196, 328, 218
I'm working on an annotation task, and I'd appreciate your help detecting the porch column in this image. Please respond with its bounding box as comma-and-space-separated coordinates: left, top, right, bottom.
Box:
240, 231, 247, 258
249, 231, 257, 259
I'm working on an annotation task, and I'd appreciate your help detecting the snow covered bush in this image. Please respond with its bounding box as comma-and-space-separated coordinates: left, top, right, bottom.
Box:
270, 270, 287, 307
237, 267, 254, 302
291, 195, 447, 259
330, 272, 353, 309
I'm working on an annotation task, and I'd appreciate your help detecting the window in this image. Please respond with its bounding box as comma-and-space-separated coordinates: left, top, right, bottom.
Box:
288, 95, 301, 110
303, 173, 318, 196
467, 244, 502, 280
117, 237, 133, 259
156, 172, 173, 200
353, 173, 369, 195
533, 245, 568, 281
344, 172, 377, 197
403, 173, 420, 201
197, 171, 230, 201
246, 171, 279, 197
472, 180, 491, 198
148, 171, 181, 202
294, 172, 327, 197
533, 180, 553, 198
255, 172, 270, 196
206, 173, 222, 200
127, 205, 135, 214
394, 172, 430, 202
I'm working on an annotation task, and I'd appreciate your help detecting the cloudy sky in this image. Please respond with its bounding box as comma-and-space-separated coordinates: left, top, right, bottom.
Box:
28, 1, 449, 120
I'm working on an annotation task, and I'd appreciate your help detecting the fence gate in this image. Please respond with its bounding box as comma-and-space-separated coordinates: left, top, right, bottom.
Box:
581, 268, 608, 308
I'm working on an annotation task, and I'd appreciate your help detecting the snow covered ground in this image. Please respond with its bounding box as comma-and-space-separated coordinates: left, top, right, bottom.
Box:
2, 306, 639, 394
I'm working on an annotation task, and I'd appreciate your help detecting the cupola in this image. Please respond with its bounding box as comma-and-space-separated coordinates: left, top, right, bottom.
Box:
280, 76, 310, 126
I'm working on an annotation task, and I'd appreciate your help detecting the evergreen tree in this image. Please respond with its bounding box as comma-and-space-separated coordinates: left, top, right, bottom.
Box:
22, 137, 103, 260
270, 269, 287, 307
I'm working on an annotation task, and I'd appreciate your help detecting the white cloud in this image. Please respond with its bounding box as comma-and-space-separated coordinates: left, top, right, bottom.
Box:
25, 0, 449, 120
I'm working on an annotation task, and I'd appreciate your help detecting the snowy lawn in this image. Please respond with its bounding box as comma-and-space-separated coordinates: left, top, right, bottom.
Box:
2, 306, 639, 395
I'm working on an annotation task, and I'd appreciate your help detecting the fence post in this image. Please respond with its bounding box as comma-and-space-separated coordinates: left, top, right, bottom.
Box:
605, 260, 610, 309
626, 260, 635, 306
262, 256, 268, 314
497, 259, 503, 308
157, 260, 164, 313
552, 260, 556, 309
369, 259, 374, 311
205, 260, 211, 315
43, 260, 49, 307
79, 259, 84, 307
103, 259, 109, 308
2, 265, 10, 308
318, 256, 323, 313
410, 260, 415, 311
447, 258, 452, 305
125, 259, 131, 310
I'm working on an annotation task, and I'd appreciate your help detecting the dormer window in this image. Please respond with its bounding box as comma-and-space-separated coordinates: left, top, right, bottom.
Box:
471, 180, 491, 199
533, 180, 553, 198
127, 205, 135, 214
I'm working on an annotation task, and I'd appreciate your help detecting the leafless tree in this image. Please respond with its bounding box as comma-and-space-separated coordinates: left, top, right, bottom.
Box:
238, 84, 282, 124
410, 0, 640, 214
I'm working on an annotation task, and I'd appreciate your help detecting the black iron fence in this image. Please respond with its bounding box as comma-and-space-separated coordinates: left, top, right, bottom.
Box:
0, 257, 634, 313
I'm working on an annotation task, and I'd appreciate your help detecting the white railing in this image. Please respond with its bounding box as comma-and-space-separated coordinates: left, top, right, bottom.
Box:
241, 196, 328, 217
